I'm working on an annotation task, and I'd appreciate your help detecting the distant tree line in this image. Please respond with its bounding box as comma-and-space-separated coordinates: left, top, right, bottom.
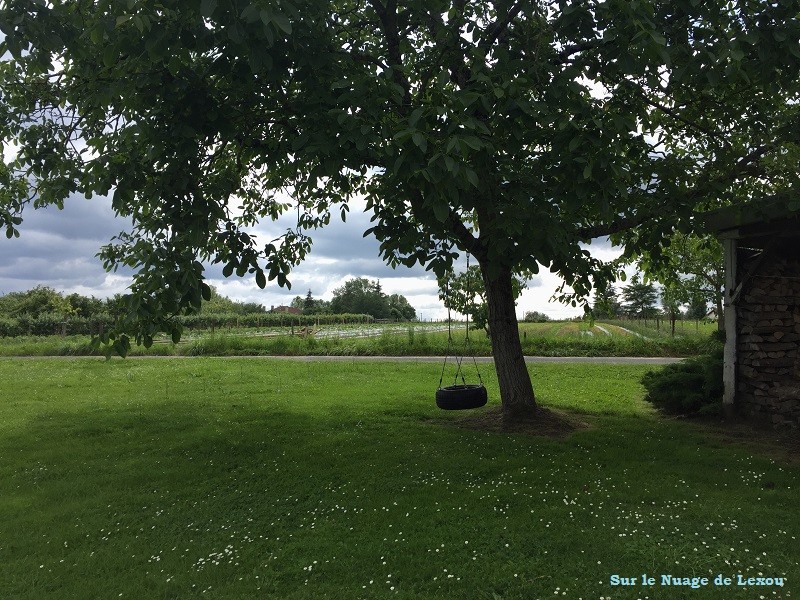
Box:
0, 285, 271, 321
591, 271, 717, 335
290, 278, 417, 321
0, 281, 418, 337
611, 232, 725, 333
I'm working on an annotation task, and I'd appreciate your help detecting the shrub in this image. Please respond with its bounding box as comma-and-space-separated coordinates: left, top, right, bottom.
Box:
641, 350, 724, 415
523, 310, 551, 322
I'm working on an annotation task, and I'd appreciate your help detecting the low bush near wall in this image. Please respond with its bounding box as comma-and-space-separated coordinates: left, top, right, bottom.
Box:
641, 350, 724, 415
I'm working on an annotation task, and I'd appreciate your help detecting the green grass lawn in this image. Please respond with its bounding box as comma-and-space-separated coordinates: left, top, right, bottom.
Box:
1, 358, 796, 599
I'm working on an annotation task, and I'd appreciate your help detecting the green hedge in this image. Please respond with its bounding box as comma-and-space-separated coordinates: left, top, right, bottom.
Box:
0, 312, 375, 337
641, 350, 724, 415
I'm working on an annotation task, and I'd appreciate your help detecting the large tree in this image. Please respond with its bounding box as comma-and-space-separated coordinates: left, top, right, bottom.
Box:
629, 232, 725, 331
387, 293, 416, 321
620, 274, 659, 321
330, 277, 392, 318
1, 1, 798, 423
591, 283, 621, 320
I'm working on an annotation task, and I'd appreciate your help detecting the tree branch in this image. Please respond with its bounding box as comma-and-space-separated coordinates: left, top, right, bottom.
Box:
577, 213, 650, 240
367, 0, 412, 111
577, 143, 775, 240
479, 0, 525, 52
618, 80, 729, 144
406, 188, 483, 260
554, 40, 603, 64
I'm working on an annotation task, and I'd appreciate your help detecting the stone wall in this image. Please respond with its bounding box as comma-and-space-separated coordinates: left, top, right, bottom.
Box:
736, 252, 800, 427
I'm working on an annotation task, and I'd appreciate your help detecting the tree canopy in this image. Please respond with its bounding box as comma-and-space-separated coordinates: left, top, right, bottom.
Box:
591, 283, 622, 320
1, 0, 798, 421
620, 274, 659, 320
629, 232, 725, 330
438, 264, 525, 334
0, 286, 77, 319
329, 277, 412, 319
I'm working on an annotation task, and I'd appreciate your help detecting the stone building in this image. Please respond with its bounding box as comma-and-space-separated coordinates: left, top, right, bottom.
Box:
270, 305, 302, 315
705, 199, 800, 427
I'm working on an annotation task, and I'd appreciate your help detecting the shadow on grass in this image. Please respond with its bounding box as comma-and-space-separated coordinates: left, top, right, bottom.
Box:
1, 361, 798, 599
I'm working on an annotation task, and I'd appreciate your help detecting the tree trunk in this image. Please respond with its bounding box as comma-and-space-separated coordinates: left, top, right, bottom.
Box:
481, 264, 537, 423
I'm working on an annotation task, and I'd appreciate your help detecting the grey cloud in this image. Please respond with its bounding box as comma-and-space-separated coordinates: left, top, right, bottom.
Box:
0, 190, 566, 321
0, 194, 136, 294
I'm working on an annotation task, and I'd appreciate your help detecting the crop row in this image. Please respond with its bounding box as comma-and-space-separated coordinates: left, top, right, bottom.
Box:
0, 312, 383, 337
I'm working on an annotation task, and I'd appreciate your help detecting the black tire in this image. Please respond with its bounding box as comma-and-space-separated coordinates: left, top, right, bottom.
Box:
435, 384, 488, 410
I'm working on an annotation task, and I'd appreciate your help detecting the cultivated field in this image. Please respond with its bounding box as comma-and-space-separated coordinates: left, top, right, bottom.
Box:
1, 357, 796, 599
0, 319, 720, 358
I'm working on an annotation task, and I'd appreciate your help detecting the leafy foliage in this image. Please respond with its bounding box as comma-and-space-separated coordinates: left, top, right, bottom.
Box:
198, 286, 267, 315
0, 286, 76, 319
620, 274, 659, 319
627, 232, 725, 327
523, 311, 551, 323
438, 264, 525, 333
329, 277, 415, 319
387, 293, 417, 321
591, 284, 622, 319
641, 351, 724, 415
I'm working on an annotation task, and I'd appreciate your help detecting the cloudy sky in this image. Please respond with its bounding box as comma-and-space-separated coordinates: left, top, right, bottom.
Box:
0, 189, 626, 320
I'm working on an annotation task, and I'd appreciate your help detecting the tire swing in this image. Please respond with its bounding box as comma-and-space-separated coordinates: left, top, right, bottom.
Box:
436, 254, 488, 411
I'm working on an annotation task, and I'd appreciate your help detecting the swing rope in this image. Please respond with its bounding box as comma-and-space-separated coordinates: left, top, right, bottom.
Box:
462, 252, 484, 387
438, 252, 484, 389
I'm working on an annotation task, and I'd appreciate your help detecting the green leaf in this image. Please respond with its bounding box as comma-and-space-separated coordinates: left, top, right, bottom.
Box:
200, 0, 217, 17
222, 262, 234, 278
273, 13, 292, 35
132, 15, 145, 33
256, 270, 266, 289
432, 201, 449, 223
90, 27, 104, 44
412, 132, 427, 152
462, 136, 482, 150
102, 46, 116, 68
409, 107, 424, 128
241, 5, 260, 23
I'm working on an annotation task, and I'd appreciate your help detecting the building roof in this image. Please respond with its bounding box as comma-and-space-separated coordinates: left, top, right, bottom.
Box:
270, 305, 302, 314
703, 194, 800, 242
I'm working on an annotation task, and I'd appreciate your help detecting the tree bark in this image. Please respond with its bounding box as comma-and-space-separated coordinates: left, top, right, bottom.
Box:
481, 263, 537, 423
